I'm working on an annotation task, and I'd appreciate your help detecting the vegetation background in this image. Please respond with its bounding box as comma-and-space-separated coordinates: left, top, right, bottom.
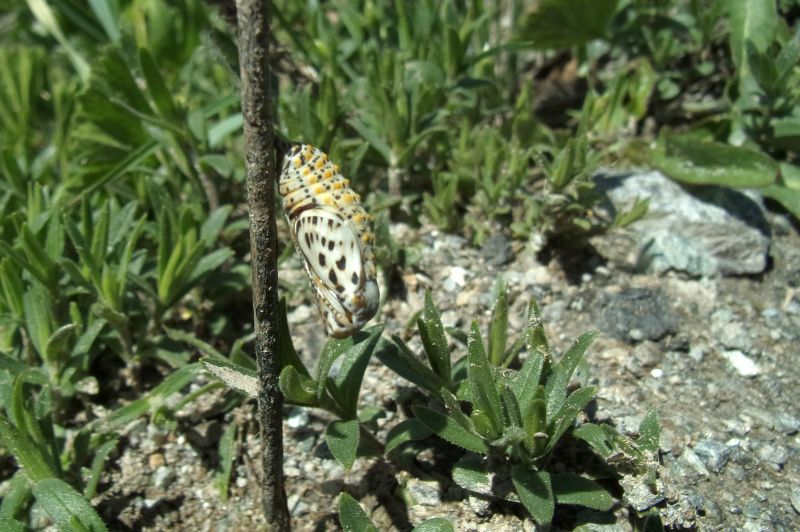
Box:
0, 0, 798, 530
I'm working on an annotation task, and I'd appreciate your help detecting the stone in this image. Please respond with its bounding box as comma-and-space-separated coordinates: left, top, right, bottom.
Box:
692, 439, 732, 473
595, 171, 770, 276
720, 350, 759, 377
590, 287, 678, 343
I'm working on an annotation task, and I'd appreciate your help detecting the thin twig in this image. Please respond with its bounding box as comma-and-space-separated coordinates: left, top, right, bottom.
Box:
235, 0, 290, 528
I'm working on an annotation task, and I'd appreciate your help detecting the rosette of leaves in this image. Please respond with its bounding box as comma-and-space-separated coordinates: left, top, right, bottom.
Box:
202, 299, 385, 471
379, 289, 661, 526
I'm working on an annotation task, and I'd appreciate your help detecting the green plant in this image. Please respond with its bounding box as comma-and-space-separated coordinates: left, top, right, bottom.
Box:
379, 289, 661, 526
338, 492, 455, 532
202, 301, 387, 471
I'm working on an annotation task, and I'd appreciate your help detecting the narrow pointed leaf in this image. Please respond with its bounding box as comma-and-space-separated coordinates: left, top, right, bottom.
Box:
488, 284, 508, 366
331, 326, 383, 417
201, 356, 257, 398
467, 322, 503, 432
412, 405, 488, 453
378, 335, 446, 396
418, 289, 451, 384
545, 331, 597, 420
32, 478, 107, 532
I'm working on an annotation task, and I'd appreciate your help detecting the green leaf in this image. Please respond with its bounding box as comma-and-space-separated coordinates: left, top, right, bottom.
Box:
637, 409, 661, 453
0, 414, 53, 481
518, 0, 620, 50
201, 356, 257, 398
93, 364, 202, 431
379, 335, 446, 396
522, 398, 547, 456
338, 493, 378, 532
200, 206, 232, 247
467, 321, 503, 435
761, 183, 800, 221
279, 366, 318, 406
544, 386, 597, 455
525, 298, 550, 365
139, 48, 178, 122
545, 331, 598, 420
84, 439, 117, 500
33, 478, 107, 531
384, 418, 432, 454
487, 283, 508, 367
512, 352, 545, 423
164, 327, 226, 359
412, 517, 454, 532
90, 201, 109, 265
331, 326, 383, 418
412, 405, 488, 453
0, 472, 31, 519
347, 117, 392, 164
277, 298, 309, 376
0, 516, 25, 532
45, 324, 76, 362
652, 135, 778, 188
23, 284, 53, 357
215, 422, 237, 501
417, 289, 451, 385
728, 0, 778, 95
316, 329, 374, 402
21, 224, 55, 286
87, 0, 121, 42
573, 423, 614, 457
451, 454, 499, 498
0, 260, 24, 317
511, 466, 554, 525
326, 419, 360, 471
551, 473, 614, 510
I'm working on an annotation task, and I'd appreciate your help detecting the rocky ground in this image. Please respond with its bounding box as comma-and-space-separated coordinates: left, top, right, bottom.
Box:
95, 172, 800, 531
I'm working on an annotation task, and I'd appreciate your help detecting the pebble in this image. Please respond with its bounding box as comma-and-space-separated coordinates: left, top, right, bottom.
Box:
406, 478, 443, 506
756, 444, 789, 470
153, 466, 176, 489
287, 407, 310, 429
720, 350, 759, 376
443, 266, 468, 292
467, 493, 492, 516
791, 486, 800, 514
148, 453, 166, 470
692, 439, 731, 473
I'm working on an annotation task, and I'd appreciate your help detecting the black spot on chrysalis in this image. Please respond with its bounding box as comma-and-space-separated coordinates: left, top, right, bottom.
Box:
336, 256, 346, 270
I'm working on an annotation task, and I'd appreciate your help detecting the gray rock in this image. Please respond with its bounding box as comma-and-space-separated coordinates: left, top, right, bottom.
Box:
467, 493, 492, 516
185, 420, 222, 448
152, 465, 176, 489
406, 478, 443, 506
720, 350, 760, 377
756, 444, 789, 470
791, 485, 800, 514
481, 234, 515, 267
596, 171, 770, 276
590, 287, 678, 343
287, 407, 310, 429
692, 439, 732, 473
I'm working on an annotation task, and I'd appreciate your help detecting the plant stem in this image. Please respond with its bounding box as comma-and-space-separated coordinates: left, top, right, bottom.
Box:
235, 0, 290, 529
